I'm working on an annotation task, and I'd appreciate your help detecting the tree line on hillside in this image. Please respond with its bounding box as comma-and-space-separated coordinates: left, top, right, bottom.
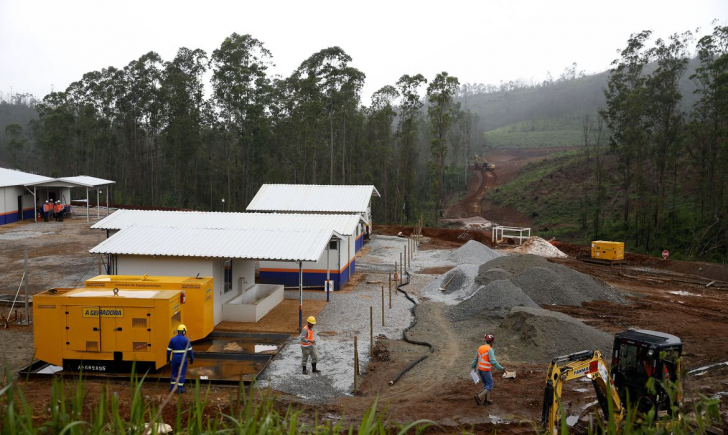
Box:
581, 23, 728, 260
6, 34, 494, 223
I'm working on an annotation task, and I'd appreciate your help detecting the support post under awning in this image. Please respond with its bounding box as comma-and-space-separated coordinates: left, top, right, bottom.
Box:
298, 260, 303, 332
86, 187, 89, 223
326, 240, 331, 302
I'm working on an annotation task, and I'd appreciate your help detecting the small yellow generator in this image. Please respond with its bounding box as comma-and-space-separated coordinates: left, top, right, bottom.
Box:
33, 287, 183, 372
85, 275, 214, 340
591, 241, 625, 261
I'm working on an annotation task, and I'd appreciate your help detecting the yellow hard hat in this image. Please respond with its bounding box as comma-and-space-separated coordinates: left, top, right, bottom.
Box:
307, 316, 316, 324
177, 324, 187, 332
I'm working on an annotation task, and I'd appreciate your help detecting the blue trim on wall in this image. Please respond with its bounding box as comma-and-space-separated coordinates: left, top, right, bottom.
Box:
259, 260, 356, 291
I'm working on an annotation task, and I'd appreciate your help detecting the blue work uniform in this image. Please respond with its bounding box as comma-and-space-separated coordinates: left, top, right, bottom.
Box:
166, 334, 194, 393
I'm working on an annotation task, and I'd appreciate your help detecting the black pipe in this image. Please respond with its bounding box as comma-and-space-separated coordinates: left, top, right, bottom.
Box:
389, 272, 435, 386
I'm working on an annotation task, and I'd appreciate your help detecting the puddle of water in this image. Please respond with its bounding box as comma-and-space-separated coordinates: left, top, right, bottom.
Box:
668, 290, 698, 297
161, 358, 266, 381
193, 338, 280, 354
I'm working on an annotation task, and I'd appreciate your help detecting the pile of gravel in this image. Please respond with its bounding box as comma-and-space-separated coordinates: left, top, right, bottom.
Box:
477, 254, 623, 306
512, 237, 568, 258
494, 306, 614, 364
446, 280, 540, 321
447, 240, 502, 265
420, 264, 480, 305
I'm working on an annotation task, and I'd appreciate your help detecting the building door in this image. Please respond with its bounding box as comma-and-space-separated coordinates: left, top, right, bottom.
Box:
17, 196, 22, 220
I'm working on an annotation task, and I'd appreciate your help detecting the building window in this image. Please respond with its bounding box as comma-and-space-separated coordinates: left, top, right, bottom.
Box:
224, 259, 233, 293
329, 240, 338, 250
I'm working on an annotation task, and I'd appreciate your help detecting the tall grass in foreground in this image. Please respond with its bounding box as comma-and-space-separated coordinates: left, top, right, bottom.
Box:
548, 378, 724, 435
0, 372, 433, 434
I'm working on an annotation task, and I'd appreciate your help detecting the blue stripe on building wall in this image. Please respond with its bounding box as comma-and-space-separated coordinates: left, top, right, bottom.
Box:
1, 209, 38, 225
259, 260, 356, 291
355, 234, 364, 251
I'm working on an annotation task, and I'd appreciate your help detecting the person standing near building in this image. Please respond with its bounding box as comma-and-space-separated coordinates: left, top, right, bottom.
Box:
472, 333, 507, 405
300, 316, 321, 374
54, 201, 62, 222
166, 324, 194, 393
42, 201, 49, 222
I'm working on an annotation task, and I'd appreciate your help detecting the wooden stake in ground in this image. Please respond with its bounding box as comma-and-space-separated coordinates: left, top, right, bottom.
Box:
389, 273, 392, 298
381, 285, 385, 326
370, 306, 373, 357
389, 278, 392, 309
354, 336, 359, 394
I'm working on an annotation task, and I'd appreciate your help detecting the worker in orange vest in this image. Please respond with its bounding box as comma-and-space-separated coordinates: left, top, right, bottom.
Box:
300, 316, 321, 375
42, 201, 50, 222
54, 201, 63, 222
471, 333, 508, 405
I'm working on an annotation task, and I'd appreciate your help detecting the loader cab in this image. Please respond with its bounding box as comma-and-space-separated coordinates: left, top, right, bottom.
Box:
611, 330, 682, 415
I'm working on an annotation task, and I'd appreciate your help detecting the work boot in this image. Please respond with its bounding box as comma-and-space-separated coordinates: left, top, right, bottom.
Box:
312, 363, 321, 373
474, 394, 482, 405
477, 388, 490, 405
484, 391, 493, 405
302, 367, 308, 375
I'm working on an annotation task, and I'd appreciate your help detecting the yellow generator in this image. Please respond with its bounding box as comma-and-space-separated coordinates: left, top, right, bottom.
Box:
85, 275, 214, 340
591, 241, 625, 261
33, 287, 183, 372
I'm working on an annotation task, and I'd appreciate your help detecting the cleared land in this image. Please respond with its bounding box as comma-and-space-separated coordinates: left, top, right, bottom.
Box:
1, 149, 727, 433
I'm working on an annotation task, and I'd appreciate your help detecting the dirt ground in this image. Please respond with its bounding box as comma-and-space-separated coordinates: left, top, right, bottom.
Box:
2, 149, 728, 433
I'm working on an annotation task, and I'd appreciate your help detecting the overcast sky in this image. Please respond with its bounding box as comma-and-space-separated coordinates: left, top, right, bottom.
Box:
1, 0, 726, 105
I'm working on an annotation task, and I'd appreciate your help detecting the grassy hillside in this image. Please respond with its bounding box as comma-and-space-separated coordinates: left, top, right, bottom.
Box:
484, 118, 583, 148
463, 58, 700, 150
485, 150, 707, 260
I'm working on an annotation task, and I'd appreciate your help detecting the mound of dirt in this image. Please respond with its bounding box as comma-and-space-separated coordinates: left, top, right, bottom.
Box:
494, 306, 614, 364
512, 237, 567, 258
477, 254, 623, 306
421, 264, 480, 305
447, 240, 502, 265
446, 280, 540, 321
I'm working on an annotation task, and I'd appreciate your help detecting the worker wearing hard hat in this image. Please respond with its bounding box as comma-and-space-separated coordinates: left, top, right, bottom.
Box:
54, 201, 63, 222
300, 316, 321, 374
42, 201, 50, 222
472, 333, 508, 405
166, 324, 194, 393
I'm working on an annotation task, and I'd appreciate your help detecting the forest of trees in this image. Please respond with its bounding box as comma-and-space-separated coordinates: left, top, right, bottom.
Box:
579, 23, 728, 260
1, 35, 488, 224
2, 23, 727, 260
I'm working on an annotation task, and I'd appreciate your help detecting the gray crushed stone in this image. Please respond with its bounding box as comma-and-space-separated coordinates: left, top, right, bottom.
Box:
494, 306, 614, 364
420, 264, 480, 305
446, 280, 540, 321
447, 240, 502, 265
477, 254, 624, 306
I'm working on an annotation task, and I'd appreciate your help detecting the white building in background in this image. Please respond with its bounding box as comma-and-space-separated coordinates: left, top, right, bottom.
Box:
246, 184, 380, 250
0, 167, 114, 225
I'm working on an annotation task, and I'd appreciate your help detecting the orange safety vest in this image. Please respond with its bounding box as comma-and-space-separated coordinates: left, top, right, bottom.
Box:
55, 204, 62, 213
477, 344, 492, 371
300, 325, 314, 347
43, 203, 49, 212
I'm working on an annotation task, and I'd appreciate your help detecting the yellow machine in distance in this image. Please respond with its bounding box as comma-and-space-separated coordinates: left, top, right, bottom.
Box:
85, 275, 214, 340
591, 241, 625, 261
33, 287, 183, 372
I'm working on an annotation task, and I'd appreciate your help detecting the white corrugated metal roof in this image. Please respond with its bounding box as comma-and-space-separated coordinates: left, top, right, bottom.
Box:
91, 210, 361, 235
0, 168, 115, 188
246, 184, 380, 213
89, 227, 337, 262
0, 167, 54, 188
57, 175, 116, 187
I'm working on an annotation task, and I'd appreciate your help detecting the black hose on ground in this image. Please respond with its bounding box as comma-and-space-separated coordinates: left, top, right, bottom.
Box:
389, 272, 435, 386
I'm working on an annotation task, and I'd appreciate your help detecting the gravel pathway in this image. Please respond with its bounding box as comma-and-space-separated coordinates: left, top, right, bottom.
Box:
258, 235, 444, 403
